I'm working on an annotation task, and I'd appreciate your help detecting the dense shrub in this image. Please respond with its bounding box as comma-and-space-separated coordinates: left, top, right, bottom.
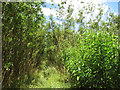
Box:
63, 31, 119, 88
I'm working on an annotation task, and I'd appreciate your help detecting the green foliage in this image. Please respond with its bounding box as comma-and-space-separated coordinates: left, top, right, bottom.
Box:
63, 30, 119, 88
2, 1, 119, 88
2, 2, 46, 88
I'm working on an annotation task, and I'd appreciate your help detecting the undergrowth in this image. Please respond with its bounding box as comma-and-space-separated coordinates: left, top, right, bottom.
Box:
20, 60, 71, 88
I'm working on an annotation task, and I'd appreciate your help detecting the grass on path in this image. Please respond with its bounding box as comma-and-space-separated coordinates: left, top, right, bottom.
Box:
21, 60, 71, 88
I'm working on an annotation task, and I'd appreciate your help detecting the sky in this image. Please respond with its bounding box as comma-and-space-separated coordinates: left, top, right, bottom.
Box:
41, 0, 119, 22
105, 2, 118, 15
40, 0, 119, 31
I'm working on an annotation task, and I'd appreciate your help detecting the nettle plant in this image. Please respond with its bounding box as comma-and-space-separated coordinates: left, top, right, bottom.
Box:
61, 2, 119, 88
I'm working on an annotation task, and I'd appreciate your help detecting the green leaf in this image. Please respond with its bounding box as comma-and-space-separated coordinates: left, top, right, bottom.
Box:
81, 1, 84, 3
77, 76, 80, 81
8, 37, 12, 41
27, 43, 31, 47
29, 33, 33, 36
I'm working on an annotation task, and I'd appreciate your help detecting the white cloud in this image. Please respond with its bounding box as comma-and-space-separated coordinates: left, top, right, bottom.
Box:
42, 0, 112, 23
104, 5, 109, 13
44, 0, 53, 4
54, 20, 63, 25
41, 7, 59, 17
45, 0, 62, 4
69, 0, 108, 22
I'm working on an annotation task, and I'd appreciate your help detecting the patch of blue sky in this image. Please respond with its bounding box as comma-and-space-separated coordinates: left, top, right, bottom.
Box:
41, 2, 59, 9
104, 2, 118, 15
